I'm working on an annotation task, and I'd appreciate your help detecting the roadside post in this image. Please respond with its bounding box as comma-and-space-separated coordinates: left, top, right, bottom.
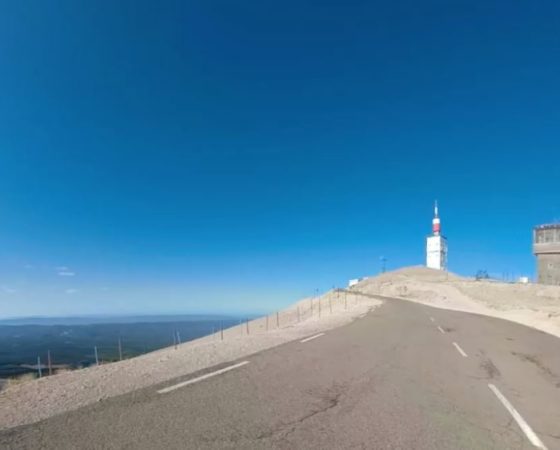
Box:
118, 338, 123, 361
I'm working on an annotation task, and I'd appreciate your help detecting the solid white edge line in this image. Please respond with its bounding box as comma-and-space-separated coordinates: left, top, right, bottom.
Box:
301, 332, 325, 343
488, 384, 547, 450
157, 361, 250, 394
452, 342, 468, 357
437, 326, 445, 334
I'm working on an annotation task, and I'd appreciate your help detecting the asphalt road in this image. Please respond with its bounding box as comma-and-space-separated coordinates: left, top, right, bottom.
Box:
1, 296, 559, 449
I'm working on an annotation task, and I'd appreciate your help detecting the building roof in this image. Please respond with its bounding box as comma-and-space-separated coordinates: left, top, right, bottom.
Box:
534, 223, 560, 230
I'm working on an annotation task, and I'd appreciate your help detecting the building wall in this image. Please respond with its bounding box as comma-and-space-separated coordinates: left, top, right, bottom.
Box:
534, 225, 560, 285
537, 254, 560, 285
534, 226, 560, 245
426, 235, 447, 270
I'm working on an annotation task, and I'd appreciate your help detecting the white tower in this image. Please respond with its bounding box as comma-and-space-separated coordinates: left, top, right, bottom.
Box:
426, 201, 448, 270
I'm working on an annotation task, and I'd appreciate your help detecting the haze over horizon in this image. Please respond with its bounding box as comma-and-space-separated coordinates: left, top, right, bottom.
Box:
1, 1, 559, 318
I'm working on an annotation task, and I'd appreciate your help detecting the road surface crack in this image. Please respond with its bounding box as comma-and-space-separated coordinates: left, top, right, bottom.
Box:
538, 431, 560, 441
456, 408, 524, 448
256, 383, 345, 443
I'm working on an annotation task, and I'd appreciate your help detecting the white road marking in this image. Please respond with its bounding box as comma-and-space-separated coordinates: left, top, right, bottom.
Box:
157, 361, 250, 394
430, 317, 435, 322
488, 384, 547, 450
437, 326, 445, 334
452, 342, 468, 357
300, 333, 325, 343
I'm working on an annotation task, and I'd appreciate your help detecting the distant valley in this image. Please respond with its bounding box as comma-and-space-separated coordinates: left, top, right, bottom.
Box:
0, 315, 243, 380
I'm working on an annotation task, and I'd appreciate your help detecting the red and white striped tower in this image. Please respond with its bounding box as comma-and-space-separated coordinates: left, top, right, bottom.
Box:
426, 201, 447, 270
432, 201, 441, 235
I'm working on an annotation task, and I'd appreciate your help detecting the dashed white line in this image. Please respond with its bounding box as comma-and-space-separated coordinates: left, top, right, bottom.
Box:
437, 326, 445, 334
157, 361, 250, 394
488, 384, 547, 449
452, 342, 468, 357
301, 333, 325, 343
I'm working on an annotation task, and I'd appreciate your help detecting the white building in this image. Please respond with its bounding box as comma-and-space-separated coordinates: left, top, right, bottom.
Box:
426, 202, 447, 270
348, 277, 368, 287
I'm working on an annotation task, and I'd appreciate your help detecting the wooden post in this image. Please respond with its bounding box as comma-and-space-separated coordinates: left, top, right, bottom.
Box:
220, 321, 224, 341
47, 350, 52, 376
37, 356, 42, 378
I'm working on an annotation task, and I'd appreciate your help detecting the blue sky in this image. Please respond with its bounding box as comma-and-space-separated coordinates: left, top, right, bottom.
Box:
0, 1, 559, 317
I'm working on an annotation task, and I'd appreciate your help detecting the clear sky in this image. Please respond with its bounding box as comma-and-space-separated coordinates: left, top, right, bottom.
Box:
0, 1, 559, 318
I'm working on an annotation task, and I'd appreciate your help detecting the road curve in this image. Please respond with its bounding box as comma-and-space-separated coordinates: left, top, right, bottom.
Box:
1, 297, 559, 449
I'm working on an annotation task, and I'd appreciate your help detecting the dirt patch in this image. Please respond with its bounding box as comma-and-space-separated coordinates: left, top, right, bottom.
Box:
480, 358, 501, 379
511, 352, 560, 387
